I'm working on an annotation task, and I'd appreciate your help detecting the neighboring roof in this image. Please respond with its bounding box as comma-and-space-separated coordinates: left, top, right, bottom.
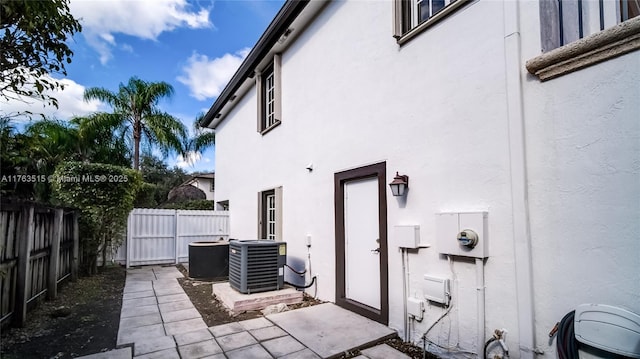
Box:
182, 173, 215, 186
200, 0, 328, 129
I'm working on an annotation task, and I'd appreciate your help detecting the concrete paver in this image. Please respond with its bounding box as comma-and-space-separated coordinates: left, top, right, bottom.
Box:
160, 307, 201, 323
156, 293, 190, 303
120, 313, 162, 330
224, 344, 273, 359
77, 347, 132, 359
133, 336, 176, 356
122, 296, 157, 308
177, 339, 223, 358
267, 303, 395, 359
117, 323, 165, 346
200, 354, 226, 359
250, 325, 288, 341
133, 348, 180, 359
98, 266, 400, 359
239, 317, 273, 330
174, 328, 213, 346
123, 290, 155, 300
121, 304, 159, 318
360, 344, 411, 359
278, 349, 322, 359
124, 281, 153, 293
209, 322, 244, 337
158, 299, 194, 313
262, 335, 306, 358
216, 331, 258, 352
164, 317, 208, 336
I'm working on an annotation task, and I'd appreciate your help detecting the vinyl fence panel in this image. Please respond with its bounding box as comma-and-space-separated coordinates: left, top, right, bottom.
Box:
122, 209, 229, 267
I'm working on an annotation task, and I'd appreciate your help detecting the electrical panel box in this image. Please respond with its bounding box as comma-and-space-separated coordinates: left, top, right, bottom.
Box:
435, 212, 489, 258
424, 275, 450, 306
393, 225, 421, 249
407, 297, 425, 320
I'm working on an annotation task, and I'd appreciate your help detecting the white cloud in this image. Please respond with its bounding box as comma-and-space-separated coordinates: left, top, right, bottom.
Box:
177, 48, 250, 101
0, 76, 103, 121
175, 151, 203, 168
70, 0, 212, 64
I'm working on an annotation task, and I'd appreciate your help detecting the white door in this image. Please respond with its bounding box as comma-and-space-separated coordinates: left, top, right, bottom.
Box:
344, 177, 380, 309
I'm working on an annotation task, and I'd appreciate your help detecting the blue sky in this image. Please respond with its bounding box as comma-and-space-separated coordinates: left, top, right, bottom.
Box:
3, 0, 285, 173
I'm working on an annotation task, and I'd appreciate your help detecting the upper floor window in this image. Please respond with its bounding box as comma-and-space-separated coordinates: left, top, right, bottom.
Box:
393, 0, 469, 43
540, 0, 640, 52
256, 54, 282, 134
528, 0, 640, 81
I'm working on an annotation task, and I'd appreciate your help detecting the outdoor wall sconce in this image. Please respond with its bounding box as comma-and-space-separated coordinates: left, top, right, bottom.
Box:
389, 172, 409, 197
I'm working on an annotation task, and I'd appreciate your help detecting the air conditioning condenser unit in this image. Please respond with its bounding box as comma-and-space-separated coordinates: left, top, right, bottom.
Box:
228, 240, 286, 294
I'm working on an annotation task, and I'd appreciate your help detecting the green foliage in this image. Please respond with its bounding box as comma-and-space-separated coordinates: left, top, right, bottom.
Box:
0, 0, 82, 112
133, 182, 159, 208
186, 113, 215, 154
161, 200, 214, 210
83, 77, 188, 171
0, 118, 130, 202
139, 154, 189, 206
52, 162, 142, 273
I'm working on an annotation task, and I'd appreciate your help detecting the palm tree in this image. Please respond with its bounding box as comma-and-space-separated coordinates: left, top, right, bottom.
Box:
83, 77, 187, 171
185, 113, 216, 154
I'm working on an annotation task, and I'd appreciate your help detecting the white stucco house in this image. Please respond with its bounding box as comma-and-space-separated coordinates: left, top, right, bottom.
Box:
184, 173, 215, 201
201, 1, 639, 358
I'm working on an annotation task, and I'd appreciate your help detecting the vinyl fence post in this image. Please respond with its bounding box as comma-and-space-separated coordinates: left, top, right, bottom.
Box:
174, 210, 180, 264
71, 211, 79, 281
15, 205, 35, 327
47, 209, 64, 299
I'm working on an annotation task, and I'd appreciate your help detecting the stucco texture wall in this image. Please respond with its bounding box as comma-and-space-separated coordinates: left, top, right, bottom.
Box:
523, 53, 640, 354
215, 0, 526, 353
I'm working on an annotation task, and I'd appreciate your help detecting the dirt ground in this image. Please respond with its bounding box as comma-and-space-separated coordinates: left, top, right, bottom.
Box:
0, 266, 125, 359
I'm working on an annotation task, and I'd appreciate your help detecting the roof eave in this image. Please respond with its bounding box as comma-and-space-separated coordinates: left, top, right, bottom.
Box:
200, 0, 312, 129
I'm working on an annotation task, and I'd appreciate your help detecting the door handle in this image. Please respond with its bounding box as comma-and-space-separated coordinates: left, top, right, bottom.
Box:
371, 248, 380, 254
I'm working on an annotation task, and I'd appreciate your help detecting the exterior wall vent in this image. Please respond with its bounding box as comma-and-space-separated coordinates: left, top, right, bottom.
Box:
228, 240, 286, 294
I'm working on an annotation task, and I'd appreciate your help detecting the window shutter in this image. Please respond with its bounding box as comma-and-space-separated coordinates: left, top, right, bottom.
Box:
255, 71, 263, 132
275, 186, 283, 241
273, 54, 282, 123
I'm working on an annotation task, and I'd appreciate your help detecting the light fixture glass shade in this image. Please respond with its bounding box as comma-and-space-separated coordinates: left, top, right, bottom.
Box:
389, 172, 409, 197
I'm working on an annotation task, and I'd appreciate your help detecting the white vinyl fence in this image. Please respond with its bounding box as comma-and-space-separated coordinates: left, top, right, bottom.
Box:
114, 209, 229, 267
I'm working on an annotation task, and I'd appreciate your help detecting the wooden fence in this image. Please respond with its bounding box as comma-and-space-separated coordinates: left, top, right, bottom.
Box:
0, 202, 79, 327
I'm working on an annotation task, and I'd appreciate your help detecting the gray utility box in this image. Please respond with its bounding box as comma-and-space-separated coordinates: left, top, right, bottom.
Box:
228, 240, 286, 294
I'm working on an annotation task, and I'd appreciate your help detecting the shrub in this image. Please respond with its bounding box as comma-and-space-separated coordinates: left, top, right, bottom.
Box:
52, 162, 141, 274
161, 200, 214, 210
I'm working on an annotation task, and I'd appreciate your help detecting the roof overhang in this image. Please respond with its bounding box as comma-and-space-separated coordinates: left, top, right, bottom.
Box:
200, 0, 329, 129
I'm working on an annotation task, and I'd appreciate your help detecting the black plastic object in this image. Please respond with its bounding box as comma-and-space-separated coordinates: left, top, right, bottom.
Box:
188, 241, 229, 280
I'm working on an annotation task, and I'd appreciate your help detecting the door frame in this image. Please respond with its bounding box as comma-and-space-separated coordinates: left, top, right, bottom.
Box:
334, 162, 388, 324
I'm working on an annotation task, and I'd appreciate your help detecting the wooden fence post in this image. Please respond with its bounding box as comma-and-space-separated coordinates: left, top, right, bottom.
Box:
71, 211, 79, 281
47, 209, 63, 300
15, 205, 34, 327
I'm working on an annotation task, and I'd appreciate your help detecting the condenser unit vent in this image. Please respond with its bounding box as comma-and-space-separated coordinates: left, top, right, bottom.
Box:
229, 240, 286, 294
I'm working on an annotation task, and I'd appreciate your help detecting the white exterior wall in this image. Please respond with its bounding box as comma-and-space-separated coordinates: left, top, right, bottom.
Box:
518, 1, 640, 356
216, 0, 521, 352
190, 178, 215, 200
214, 0, 640, 356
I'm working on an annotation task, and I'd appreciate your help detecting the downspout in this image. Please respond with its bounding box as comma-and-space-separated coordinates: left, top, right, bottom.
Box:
503, 1, 537, 358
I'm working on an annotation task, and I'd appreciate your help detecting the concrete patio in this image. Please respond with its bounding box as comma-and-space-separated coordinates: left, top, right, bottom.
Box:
77, 266, 408, 359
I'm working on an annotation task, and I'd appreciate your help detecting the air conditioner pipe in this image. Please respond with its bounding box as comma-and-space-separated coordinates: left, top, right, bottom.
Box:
284, 276, 316, 289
